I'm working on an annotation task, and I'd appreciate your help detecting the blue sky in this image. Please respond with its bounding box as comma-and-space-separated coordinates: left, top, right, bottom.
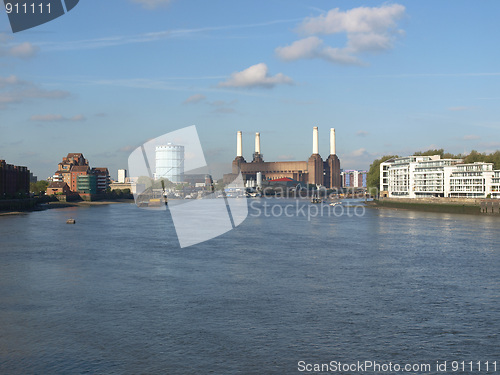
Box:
1, 0, 500, 179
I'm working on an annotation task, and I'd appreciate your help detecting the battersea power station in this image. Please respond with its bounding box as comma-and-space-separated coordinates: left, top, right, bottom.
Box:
224, 127, 341, 188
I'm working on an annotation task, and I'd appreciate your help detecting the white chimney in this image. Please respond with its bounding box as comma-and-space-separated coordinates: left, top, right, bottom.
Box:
237, 131, 242, 157
313, 126, 319, 154
255, 132, 261, 154
330, 128, 336, 155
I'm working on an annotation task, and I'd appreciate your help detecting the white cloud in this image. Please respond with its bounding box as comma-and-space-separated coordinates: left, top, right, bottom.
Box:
131, 0, 172, 9
276, 36, 323, 61
448, 106, 472, 111
218, 63, 293, 89
347, 32, 395, 52
0, 75, 23, 88
320, 45, 364, 65
277, 36, 363, 65
276, 4, 406, 65
183, 93, 206, 104
118, 145, 137, 153
30, 114, 64, 122
298, 5, 405, 35
208, 99, 237, 107
36, 19, 300, 52
356, 130, 369, 137
70, 114, 86, 121
212, 107, 236, 114
0, 34, 39, 59
0, 75, 70, 109
463, 134, 480, 140
7, 42, 39, 58
30, 114, 85, 122
351, 148, 368, 157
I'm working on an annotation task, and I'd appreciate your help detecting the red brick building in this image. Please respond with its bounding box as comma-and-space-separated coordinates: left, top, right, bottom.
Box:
52, 153, 110, 194
46, 181, 71, 195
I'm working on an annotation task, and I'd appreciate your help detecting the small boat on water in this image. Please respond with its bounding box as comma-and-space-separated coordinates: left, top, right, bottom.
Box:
311, 197, 322, 204
66, 218, 76, 224
329, 201, 342, 206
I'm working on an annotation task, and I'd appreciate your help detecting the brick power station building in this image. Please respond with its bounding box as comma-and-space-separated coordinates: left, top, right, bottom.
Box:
224, 127, 341, 188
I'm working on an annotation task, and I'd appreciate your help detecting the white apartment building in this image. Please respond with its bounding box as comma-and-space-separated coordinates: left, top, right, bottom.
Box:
449, 163, 494, 198
118, 169, 127, 184
380, 155, 499, 199
413, 159, 462, 198
380, 155, 440, 198
492, 170, 500, 199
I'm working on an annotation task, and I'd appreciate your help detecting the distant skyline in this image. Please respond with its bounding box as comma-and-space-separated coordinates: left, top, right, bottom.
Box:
1, 0, 500, 179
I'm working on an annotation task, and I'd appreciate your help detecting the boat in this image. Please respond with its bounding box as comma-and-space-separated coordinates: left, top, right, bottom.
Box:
311, 196, 322, 204
329, 201, 342, 206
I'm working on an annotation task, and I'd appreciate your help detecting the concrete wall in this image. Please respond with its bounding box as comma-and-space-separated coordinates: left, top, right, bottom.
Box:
376, 197, 500, 215
381, 197, 487, 205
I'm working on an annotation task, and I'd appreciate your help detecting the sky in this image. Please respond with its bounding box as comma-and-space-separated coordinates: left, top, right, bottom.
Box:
1, 0, 500, 180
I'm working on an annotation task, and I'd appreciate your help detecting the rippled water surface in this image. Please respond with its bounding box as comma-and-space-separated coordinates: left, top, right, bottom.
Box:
0, 200, 499, 374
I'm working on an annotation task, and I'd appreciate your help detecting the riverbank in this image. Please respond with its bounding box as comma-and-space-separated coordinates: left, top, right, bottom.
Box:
0, 199, 135, 216
367, 197, 500, 215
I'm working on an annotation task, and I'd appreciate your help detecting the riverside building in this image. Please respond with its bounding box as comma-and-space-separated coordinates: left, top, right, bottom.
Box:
224, 127, 342, 189
492, 170, 500, 199
0, 160, 30, 198
380, 155, 499, 199
341, 170, 367, 188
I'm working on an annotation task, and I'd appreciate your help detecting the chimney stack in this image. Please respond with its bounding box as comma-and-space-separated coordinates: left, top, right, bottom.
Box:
237, 131, 242, 157
312, 126, 319, 154
255, 132, 261, 154
330, 128, 336, 155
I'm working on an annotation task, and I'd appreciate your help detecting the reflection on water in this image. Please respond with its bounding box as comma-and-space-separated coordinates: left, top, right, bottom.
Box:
0, 201, 499, 374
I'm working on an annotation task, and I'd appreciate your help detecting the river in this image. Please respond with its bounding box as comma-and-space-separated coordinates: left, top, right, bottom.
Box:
0, 199, 498, 374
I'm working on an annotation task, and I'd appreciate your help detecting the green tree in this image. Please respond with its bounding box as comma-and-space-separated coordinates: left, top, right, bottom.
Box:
30, 180, 49, 195
175, 183, 188, 191
413, 149, 445, 157
136, 176, 153, 189
366, 155, 398, 190
411, 149, 500, 168
215, 179, 225, 191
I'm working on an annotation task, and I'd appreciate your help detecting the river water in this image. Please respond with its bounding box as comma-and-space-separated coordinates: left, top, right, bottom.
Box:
0, 199, 499, 374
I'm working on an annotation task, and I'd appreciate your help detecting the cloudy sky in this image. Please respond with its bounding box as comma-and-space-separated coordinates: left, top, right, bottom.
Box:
1, 0, 500, 179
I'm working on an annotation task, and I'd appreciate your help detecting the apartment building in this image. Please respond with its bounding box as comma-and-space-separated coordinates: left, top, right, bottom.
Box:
380, 155, 499, 199
0, 160, 30, 198
52, 153, 110, 195
341, 170, 367, 188
491, 170, 500, 199
449, 163, 494, 198
92, 168, 110, 193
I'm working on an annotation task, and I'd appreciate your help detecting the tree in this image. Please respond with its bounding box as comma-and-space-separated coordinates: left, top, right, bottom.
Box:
413, 149, 500, 169
215, 179, 225, 191
413, 149, 445, 157
30, 180, 49, 195
136, 176, 153, 189
366, 155, 398, 190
